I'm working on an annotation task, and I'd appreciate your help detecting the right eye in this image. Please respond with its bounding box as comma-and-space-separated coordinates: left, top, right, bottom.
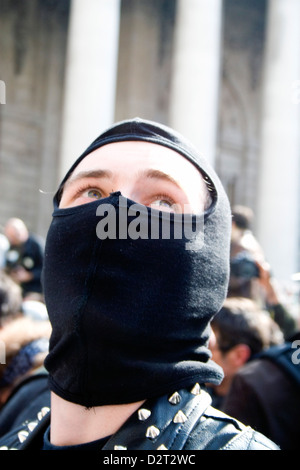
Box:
85, 188, 102, 200
59, 180, 107, 208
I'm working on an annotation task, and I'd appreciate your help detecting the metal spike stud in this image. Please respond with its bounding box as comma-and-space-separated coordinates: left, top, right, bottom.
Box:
37, 406, 50, 421
0, 446, 8, 450
18, 430, 29, 443
41, 406, 50, 415
146, 425, 160, 439
168, 391, 181, 405
157, 444, 168, 450
173, 410, 188, 424
27, 421, 38, 432
114, 445, 127, 450
137, 408, 152, 421
190, 383, 201, 395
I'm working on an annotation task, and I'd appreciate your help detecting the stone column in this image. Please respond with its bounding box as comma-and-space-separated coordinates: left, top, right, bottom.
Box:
256, 0, 300, 281
169, 0, 223, 165
58, 0, 121, 179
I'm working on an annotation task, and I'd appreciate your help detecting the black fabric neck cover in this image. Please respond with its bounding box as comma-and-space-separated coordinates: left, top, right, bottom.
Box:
43, 117, 231, 407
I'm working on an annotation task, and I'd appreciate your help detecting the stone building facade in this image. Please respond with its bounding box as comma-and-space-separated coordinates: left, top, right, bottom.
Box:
0, 0, 299, 284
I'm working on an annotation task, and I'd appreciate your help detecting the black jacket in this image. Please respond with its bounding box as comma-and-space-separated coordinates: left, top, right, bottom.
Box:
0, 377, 279, 451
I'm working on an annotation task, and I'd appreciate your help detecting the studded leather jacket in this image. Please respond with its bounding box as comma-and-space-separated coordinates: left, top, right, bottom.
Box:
0, 384, 279, 451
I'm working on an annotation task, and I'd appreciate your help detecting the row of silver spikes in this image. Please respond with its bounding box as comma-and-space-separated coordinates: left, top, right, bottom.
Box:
2, 385, 202, 451
0, 406, 50, 450
114, 383, 201, 451
18, 407, 50, 444
114, 410, 186, 450
169, 382, 201, 404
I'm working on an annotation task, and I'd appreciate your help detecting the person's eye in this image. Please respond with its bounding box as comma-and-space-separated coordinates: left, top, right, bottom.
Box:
59, 181, 107, 208
85, 188, 102, 200
150, 195, 177, 212
152, 199, 172, 208
72, 184, 103, 200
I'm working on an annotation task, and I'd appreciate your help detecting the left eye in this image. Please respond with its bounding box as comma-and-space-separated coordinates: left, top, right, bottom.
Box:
152, 199, 172, 208
150, 198, 176, 212
87, 189, 102, 199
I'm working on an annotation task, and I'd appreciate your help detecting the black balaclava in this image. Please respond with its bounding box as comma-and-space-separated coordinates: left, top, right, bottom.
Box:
43, 117, 231, 407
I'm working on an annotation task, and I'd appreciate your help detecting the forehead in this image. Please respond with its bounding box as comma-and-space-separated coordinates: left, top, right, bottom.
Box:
70, 141, 202, 181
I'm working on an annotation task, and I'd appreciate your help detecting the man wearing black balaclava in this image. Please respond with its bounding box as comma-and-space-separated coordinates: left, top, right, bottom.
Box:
0, 118, 278, 450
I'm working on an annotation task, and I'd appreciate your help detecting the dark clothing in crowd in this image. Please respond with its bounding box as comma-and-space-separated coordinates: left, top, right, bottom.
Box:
5, 234, 44, 296
222, 338, 300, 450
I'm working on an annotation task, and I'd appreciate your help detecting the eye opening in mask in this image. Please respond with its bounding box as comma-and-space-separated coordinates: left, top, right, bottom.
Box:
55, 169, 217, 215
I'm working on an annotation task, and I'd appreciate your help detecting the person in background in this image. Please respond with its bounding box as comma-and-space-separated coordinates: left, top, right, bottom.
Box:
209, 297, 284, 408
229, 205, 297, 339
210, 296, 300, 450
221, 328, 300, 450
0, 271, 50, 411
230, 205, 264, 261
4, 218, 44, 299
229, 205, 264, 299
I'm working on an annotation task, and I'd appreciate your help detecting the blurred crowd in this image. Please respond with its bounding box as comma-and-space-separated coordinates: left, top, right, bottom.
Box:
0, 218, 50, 415
208, 205, 300, 450
0, 209, 299, 450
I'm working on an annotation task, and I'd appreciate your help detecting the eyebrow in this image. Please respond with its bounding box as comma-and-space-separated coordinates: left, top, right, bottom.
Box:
138, 169, 182, 189
65, 168, 181, 189
64, 169, 113, 188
